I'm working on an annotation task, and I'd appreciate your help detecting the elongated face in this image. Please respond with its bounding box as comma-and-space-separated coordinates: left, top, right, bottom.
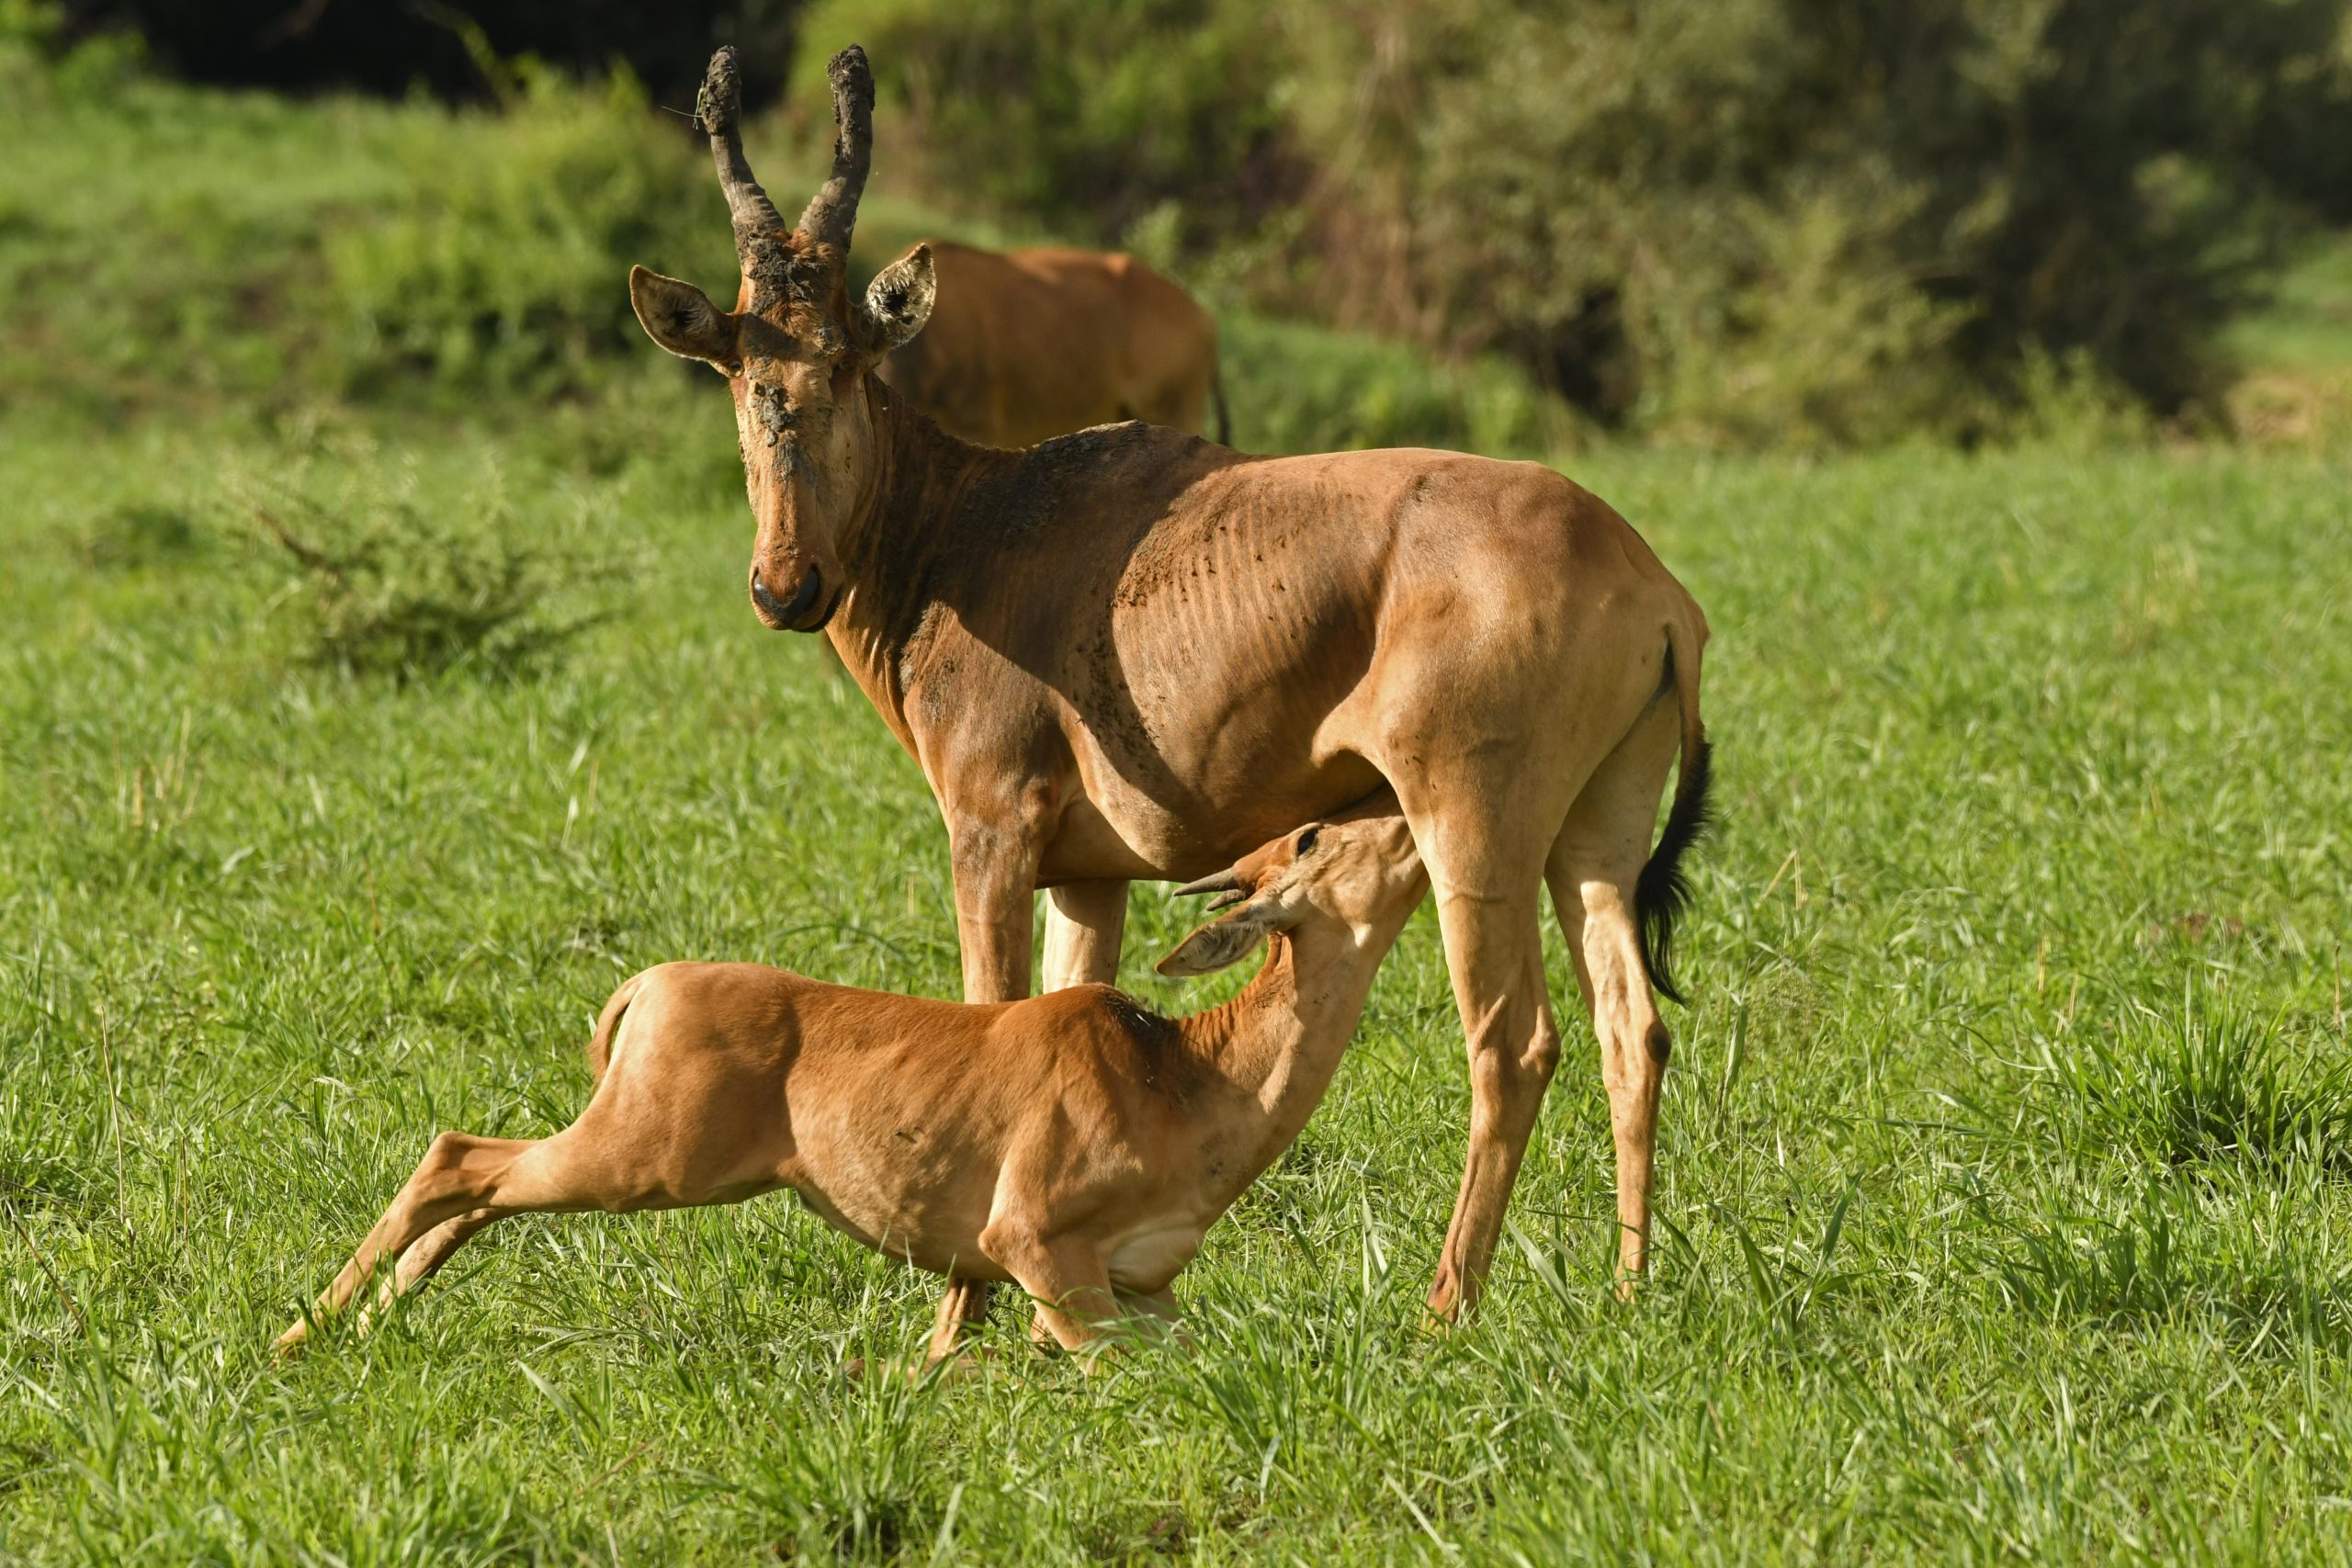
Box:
1157, 810, 1426, 976
628, 45, 934, 632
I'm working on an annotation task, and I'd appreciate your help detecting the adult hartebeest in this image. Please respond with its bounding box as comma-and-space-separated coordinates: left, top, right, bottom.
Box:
275, 807, 1428, 1365
877, 241, 1229, 449
627, 45, 1713, 1322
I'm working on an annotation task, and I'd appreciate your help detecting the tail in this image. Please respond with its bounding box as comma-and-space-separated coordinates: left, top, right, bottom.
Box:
1634, 614, 1714, 1007
583, 974, 644, 1085
1208, 361, 1231, 447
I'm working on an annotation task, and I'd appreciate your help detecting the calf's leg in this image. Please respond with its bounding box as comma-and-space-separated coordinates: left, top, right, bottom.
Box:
978, 1222, 1119, 1359
925, 1278, 993, 1367
275, 1132, 541, 1354
274, 1116, 742, 1356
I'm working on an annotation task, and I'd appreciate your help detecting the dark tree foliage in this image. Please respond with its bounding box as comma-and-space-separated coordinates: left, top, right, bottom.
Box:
58, 0, 802, 107
1837, 0, 2352, 415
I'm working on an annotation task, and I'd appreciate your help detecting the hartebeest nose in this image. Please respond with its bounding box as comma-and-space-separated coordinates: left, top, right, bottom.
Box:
752, 563, 830, 632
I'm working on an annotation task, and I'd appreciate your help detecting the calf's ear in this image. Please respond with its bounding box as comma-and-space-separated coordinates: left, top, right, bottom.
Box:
630, 265, 736, 365
859, 243, 936, 355
1156, 901, 1283, 978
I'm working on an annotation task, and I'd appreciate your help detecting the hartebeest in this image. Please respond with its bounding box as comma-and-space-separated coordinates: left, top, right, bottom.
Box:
626, 46, 1713, 1322
274, 808, 1428, 1363
877, 241, 1228, 449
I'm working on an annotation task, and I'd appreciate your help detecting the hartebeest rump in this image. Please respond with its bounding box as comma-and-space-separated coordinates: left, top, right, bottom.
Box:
877, 241, 1228, 448
626, 46, 1713, 1321
273, 809, 1428, 1363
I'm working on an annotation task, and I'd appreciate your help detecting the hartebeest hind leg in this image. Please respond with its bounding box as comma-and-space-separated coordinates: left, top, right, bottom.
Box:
1547, 694, 1684, 1286
1396, 794, 1569, 1325
275, 1119, 771, 1355
356, 1210, 499, 1331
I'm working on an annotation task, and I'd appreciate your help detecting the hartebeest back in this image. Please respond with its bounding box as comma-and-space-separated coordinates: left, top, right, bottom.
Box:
877, 241, 1227, 449
627, 45, 1713, 1323
274, 809, 1427, 1363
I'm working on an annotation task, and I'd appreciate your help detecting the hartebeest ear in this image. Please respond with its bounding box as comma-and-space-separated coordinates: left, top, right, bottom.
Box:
629, 265, 736, 365
1156, 900, 1284, 978
858, 243, 935, 356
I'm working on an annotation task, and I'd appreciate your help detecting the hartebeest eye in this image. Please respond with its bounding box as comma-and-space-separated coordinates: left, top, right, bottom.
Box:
1295, 827, 1320, 855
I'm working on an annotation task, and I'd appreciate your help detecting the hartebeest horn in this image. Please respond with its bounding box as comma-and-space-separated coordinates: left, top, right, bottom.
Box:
1171, 869, 1249, 911
696, 46, 786, 265
795, 44, 875, 254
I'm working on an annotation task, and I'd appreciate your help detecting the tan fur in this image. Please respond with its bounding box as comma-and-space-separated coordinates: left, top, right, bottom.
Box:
628, 44, 1712, 1319
876, 242, 1223, 448
273, 813, 1427, 1365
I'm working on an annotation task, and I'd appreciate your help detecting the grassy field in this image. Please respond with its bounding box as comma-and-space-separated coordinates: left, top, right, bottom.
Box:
6, 396, 2350, 1562
6, 39, 2352, 1567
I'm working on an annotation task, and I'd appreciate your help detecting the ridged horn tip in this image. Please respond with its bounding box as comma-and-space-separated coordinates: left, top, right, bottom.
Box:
696, 46, 742, 136
797, 42, 876, 251
826, 44, 874, 110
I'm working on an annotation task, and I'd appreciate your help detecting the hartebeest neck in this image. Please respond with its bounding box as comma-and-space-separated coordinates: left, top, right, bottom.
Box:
820, 376, 1012, 742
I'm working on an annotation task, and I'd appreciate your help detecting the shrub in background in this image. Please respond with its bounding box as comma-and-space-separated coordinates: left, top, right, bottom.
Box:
2, 15, 732, 415
253, 492, 604, 681
1219, 314, 1563, 457
799, 0, 1295, 253
321, 66, 729, 405
56, 0, 799, 111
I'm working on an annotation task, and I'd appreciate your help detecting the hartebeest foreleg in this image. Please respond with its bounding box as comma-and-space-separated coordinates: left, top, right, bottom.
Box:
935, 809, 1029, 1361
1002, 878, 1131, 1354
936, 804, 1055, 1361
947, 813, 1039, 1002
1042, 880, 1129, 991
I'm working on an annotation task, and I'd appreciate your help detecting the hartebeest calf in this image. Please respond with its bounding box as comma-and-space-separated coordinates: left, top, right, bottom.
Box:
273, 809, 1426, 1362
878, 241, 1228, 448
627, 46, 1713, 1323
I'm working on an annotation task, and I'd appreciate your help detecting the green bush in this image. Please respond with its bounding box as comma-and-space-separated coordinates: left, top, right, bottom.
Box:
797, 0, 1290, 251
2047, 998, 2352, 1176
252, 490, 605, 681
1219, 312, 1564, 457
0, 31, 729, 414
320, 69, 729, 404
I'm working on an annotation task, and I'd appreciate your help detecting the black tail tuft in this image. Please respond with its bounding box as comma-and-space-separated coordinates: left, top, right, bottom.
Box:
1635, 737, 1713, 1007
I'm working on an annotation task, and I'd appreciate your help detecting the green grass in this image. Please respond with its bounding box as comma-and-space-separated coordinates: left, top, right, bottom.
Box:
4, 391, 2349, 1562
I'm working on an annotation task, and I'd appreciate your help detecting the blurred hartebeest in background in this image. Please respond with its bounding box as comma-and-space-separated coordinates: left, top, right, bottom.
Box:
876, 241, 1229, 448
